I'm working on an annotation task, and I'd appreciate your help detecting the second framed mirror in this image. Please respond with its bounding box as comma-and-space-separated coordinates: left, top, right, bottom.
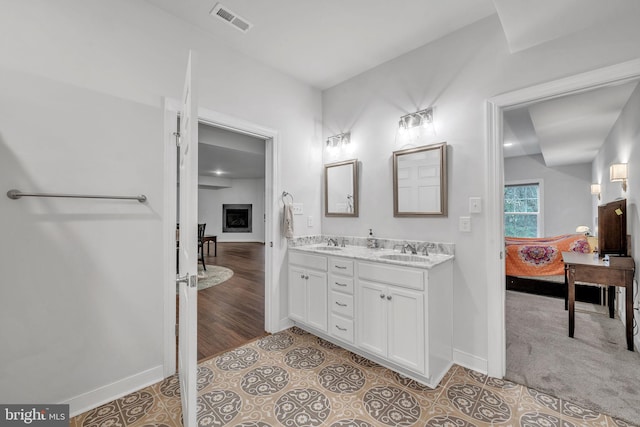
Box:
393, 142, 447, 217
325, 159, 358, 217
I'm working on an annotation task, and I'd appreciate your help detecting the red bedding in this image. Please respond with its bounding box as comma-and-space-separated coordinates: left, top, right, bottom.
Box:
505, 234, 591, 277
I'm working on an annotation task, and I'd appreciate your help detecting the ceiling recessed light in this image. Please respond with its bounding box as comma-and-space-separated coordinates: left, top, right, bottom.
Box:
503, 142, 513, 147
214, 170, 224, 175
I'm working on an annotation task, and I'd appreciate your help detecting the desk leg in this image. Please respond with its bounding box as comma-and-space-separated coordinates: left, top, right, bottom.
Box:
626, 273, 634, 351
568, 266, 576, 338
608, 286, 615, 318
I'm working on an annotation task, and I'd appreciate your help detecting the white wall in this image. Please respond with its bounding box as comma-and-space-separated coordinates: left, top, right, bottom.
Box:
0, 0, 321, 413
322, 14, 640, 370
0, 69, 164, 407
199, 179, 265, 242
592, 81, 640, 350
504, 155, 593, 236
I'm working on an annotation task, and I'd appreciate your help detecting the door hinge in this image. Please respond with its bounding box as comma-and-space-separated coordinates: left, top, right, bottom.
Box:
500, 251, 504, 260
173, 131, 181, 147
270, 242, 273, 247
175, 324, 178, 336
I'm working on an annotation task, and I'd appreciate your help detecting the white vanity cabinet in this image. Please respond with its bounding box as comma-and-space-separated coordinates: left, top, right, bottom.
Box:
288, 246, 453, 388
288, 251, 328, 332
358, 262, 426, 373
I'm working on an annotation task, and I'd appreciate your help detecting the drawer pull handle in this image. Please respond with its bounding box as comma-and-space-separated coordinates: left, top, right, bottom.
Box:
335, 302, 347, 307
387, 295, 392, 301
335, 265, 347, 269
335, 282, 347, 287
335, 325, 347, 331
380, 294, 385, 299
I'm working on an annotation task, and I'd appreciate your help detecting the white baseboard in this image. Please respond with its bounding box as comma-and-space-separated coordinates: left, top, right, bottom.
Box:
453, 349, 488, 375
66, 365, 165, 417
277, 318, 294, 332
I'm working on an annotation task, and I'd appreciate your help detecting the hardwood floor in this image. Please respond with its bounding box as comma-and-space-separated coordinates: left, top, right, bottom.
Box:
197, 242, 266, 360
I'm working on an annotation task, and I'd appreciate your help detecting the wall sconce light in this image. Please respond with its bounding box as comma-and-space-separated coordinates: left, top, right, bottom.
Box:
610, 163, 628, 191
590, 183, 601, 200
325, 132, 351, 150
398, 108, 433, 134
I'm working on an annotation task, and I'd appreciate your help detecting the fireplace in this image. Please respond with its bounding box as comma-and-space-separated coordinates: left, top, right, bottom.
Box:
222, 204, 252, 233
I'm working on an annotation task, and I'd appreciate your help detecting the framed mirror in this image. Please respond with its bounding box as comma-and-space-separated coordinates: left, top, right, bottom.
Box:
325, 159, 358, 217
393, 142, 447, 217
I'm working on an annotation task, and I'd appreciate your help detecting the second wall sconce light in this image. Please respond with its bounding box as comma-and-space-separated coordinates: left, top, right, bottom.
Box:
398, 108, 433, 133
325, 132, 351, 151
610, 163, 628, 191
590, 184, 601, 200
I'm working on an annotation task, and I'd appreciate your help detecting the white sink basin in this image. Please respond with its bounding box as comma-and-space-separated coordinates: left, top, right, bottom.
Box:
379, 254, 430, 263
313, 246, 343, 251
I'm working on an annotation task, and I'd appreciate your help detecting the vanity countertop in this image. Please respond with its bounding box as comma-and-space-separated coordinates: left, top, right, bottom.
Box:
289, 244, 454, 269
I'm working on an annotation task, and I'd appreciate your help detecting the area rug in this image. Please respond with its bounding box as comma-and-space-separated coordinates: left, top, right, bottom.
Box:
196, 265, 233, 291
177, 265, 234, 293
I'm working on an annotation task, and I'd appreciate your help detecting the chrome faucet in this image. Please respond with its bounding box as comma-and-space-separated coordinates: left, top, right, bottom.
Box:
327, 238, 339, 247
340, 237, 348, 247
417, 243, 430, 256
393, 244, 406, 253
404, 243, 418, 254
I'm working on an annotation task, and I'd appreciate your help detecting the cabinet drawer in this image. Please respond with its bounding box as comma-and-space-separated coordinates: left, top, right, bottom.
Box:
329, 274, 354, 294
289, 251, 327, 271
330, 314, 354, 343
330, 258, 354, 276
330, 291, 354, 317
358, 261, 424, 290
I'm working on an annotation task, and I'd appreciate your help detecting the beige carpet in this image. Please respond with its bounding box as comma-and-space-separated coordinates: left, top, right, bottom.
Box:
72, 327, 631, 426
506, 290, 640, 424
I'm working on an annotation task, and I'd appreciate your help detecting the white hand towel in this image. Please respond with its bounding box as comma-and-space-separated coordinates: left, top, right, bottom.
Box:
283, 203, 294, 238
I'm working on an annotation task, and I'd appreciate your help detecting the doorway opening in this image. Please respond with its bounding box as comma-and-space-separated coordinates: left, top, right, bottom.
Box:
486, 59, 640, 422
193, 122, 267, 360
163, 100, 280, 376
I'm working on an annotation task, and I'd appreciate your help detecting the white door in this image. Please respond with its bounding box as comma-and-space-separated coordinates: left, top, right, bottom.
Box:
357, 280, 387, 357
306, 270, 328, 332
387, 286, 424, 373
177, 50, 199, 427
288, 266, 306, 323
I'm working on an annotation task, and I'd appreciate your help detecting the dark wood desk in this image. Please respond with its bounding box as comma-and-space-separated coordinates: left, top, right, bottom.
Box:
202, 235, 217, 256
562, 252, 635, 351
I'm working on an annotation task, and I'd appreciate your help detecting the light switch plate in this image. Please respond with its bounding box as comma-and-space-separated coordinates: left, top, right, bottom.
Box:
307, 216, 313, 227
459, 216, 471, 232
292, 203, 303, 215
469, 197, 482, 213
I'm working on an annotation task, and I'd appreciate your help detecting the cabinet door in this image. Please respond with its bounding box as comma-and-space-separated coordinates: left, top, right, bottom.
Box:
358, 280, 387, 357
306, 270, 328, 332
387, 286, 425, 373
288, 266, 307, 323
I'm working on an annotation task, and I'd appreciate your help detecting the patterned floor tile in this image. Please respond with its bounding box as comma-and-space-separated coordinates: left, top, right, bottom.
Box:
71, 328, 633, 427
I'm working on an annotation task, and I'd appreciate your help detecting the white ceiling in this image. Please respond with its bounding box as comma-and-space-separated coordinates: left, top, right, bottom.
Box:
147, 0, 496, 89
503, 80, 639, 166
198, 124, 265, 180
145, 0, 640, 90
154, 1, 640, 172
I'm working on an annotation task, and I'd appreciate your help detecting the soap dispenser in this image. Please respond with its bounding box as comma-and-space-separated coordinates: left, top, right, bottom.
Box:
367, 229, 378, 249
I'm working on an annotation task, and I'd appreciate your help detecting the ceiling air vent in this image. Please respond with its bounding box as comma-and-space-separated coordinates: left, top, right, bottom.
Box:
210, 3, 253, 33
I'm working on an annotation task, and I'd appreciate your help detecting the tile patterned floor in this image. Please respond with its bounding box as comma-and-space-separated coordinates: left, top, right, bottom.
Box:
71, 327, 637, 427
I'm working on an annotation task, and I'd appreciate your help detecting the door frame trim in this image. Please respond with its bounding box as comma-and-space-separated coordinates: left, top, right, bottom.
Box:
485, 58, 640, 378
162, 98, 279, 376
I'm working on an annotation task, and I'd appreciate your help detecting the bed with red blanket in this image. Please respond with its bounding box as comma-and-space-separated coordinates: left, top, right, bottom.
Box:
505, 234, 602, 303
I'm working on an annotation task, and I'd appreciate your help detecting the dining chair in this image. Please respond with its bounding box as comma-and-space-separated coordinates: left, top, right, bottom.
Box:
198, 223, 206, 271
